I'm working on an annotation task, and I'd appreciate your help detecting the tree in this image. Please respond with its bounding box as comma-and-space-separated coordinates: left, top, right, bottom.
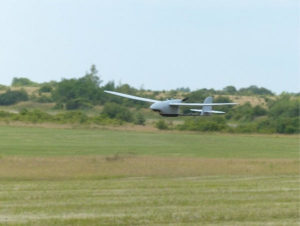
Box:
238, 85, 274, 96
223, 86, 237, 94
103, 81, 115, 91
52, 65, 103, 109
12, 77, 38, 86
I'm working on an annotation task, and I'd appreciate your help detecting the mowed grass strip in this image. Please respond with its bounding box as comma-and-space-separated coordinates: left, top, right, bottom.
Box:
0, 156, 299, 180
0, 126, 299, 158
0, 176, 299, 225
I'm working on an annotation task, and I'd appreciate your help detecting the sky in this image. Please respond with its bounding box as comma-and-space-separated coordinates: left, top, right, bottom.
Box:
0, 0, 299, 93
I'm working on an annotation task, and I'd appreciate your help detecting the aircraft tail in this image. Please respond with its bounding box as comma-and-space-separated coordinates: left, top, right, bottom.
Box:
202, 96, 213, 115
189, 96, 226, 115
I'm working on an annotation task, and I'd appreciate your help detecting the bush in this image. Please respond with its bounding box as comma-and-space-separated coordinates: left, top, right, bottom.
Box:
92, 115, 123, 125
39, 85, 53, 93
102, 103, 133, 122
274, 117, 299, 134
155, 120, 169, 130
252, 105, 267, 117
134, 113, 146, 125
54, 111, 89, 124
66, 98, 92, 110
0, 89, 28, 105
34, 95, 53, 103
268, 96, 299, 118
230, 102, 255, 121
13, 109, 53, 123
177, 116, 227, 132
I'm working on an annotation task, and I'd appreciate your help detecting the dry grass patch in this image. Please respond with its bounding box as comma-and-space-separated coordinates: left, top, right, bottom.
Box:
10, 87, 39, 95
0, 156, 298, 180
226, 95, 271, 106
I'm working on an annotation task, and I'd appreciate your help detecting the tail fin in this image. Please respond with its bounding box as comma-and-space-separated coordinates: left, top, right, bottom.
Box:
202, 96, 213, 115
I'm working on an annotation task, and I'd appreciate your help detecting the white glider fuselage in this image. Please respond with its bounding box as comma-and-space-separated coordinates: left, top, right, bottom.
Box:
150, 99, 182, 117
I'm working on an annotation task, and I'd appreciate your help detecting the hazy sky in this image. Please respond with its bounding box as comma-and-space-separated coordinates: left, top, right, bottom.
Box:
0, 0, 299, 93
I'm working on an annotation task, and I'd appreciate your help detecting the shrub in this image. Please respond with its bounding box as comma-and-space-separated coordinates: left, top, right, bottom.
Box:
13, 109, 53, 123
54, 111, 89, 124
274, 117, 299, 134
252, 105, 267, 117
155, 120, 169, 130
39, 85, 53, 93
35, 95, 53, 103
0, 89, 28, 105
102, 103, 133, 122
92, 115, 123, 125
134, 113, 146, 125
66, 98, 92, 110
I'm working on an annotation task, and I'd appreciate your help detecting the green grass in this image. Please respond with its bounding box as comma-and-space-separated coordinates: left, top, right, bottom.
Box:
0, 126, 298, 158
0, 126, 299, 225
1, 176, 299, 225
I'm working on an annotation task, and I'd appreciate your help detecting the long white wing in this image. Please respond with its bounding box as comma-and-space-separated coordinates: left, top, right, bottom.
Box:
104, 90, 159, 103
170, 103, 237, 106
190, 109, 225, 114
190, 109, 203, 112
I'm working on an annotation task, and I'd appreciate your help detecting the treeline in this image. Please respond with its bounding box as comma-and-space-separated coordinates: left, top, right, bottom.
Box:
1, 65, 287, 109
0, 65, 299, 134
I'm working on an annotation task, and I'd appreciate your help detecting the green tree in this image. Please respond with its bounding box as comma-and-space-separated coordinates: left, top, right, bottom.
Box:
12, 77, 38, 86
222, 86, 237, 94
52, 65, 103, 109
238, 85, 274, 96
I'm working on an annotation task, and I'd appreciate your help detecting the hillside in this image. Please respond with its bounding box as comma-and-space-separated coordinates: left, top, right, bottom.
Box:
0, 71, 299, 134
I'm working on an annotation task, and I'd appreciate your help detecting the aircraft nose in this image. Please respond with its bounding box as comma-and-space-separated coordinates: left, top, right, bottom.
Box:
150, 102, 160, 112
150, 103, 156, 110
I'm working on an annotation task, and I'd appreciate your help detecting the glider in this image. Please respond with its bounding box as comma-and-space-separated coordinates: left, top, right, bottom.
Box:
104, 90, 237, 117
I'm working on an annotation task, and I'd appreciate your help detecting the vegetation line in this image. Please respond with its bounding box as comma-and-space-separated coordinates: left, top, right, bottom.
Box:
0, 65, 299, 134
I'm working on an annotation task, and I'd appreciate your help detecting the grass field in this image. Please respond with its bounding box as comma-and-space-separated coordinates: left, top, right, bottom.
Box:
0, 126, 298, 158
0, 126, 299, 225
